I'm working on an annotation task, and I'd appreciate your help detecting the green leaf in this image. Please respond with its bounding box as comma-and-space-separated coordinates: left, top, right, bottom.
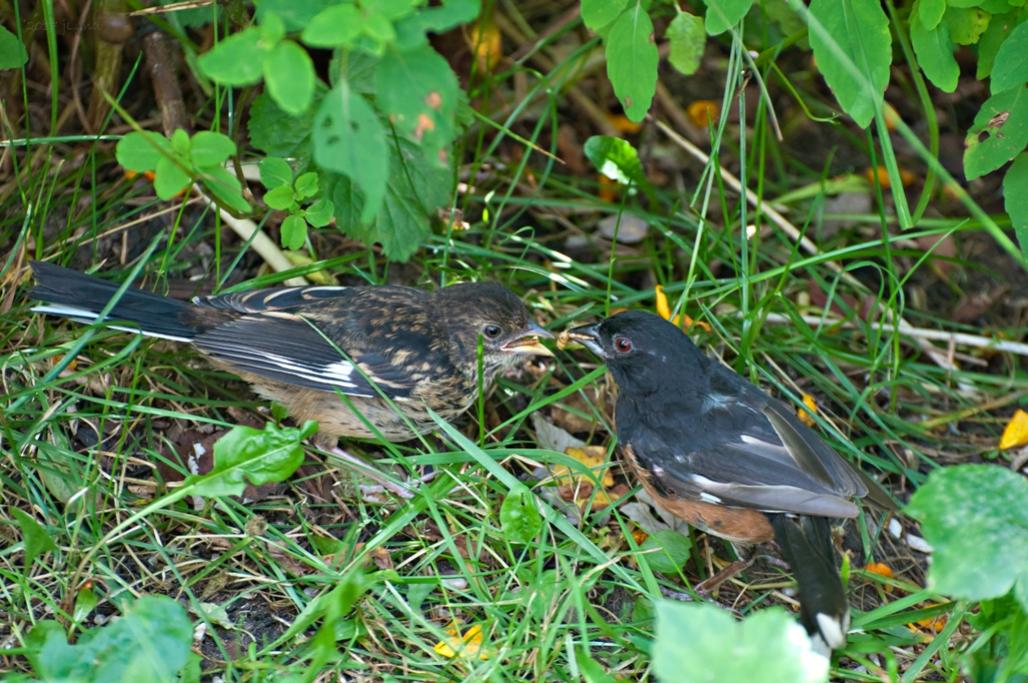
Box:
705, 0, 755, 35
263, 40, 315, 116
115, 131, 169, 172
302, 4, 364, 48
1003, 153, 1028, 262
202, 167, 251, 214
11, 508, 58, 571
911, 1, 959, 92
72, 585, 99, 626
654, 602, 829, 683
294, 171, 319, 199
0, 24, 29, 69
153, 156, 192, 200
305, 198, 335, 227
945, 6, 991, 45
197, 27, 265, 85
376, 44, 459, 159
314, 81, 389, 221
185, 421, 316, 497
581, 0, 628, 32
584, 135, 647, 188
577, 650, 618, 683
808, 0, 891, 129
171, 128, 190, 156
976, 10, 1022, 80
393, 0, 481, 48
264, 184, 295, 210
605, 5, 659, 121
964, 85, 1028, 179
259, 11, 287, 45
259, 156, 294, 189
639, 530, 693, 574
248, 91, 317, 158
281, 214, 308, 249
667, 11, 705, 76
906, 464, 1028, 609
255, 0, 337, 32
25, 596, 193, 683
991, 19, 1028, 91
499, 487, 543, 543
190, 131, 236, 168
918, 0, 946, 29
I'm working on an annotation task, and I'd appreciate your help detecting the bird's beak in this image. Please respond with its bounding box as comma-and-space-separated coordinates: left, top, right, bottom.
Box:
559, 322, 605, 357
502, 322, 555, 357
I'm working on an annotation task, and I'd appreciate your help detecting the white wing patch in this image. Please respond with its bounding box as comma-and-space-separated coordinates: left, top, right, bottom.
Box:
242, 350, 358, 389
32, 304, 194, 342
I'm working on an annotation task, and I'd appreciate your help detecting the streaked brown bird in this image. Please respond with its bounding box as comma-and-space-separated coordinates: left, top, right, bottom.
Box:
565, 311, 876, 652
30, 261, 553, 445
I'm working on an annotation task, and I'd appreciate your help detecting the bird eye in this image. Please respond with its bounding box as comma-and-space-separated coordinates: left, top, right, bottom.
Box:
613, 335, 633, 354
482, 323, 503, 339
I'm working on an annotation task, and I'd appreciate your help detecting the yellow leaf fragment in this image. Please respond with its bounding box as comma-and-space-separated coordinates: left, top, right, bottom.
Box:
999, 409, 1028, 450
687, 100, 719, 127
554, 446, 614, 488
797, 394, 818, 427
654, 285, 712, 332
434, 622, 487, 660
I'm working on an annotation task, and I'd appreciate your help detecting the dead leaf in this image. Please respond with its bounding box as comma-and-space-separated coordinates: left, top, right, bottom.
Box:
999, 409, 1028, 450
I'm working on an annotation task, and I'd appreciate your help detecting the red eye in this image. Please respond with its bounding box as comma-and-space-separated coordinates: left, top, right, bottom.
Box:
613, 335, 633, 354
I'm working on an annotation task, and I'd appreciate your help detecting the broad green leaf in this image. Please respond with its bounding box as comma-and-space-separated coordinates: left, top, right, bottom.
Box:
185, 421, 316, 497
705, 0, 755, 35
294, 171, 319, 199
918, 0, 946, 29
376, 44, 459, 159
945, 6, 991, 45
639, 530, 693, 574
313, 81, 388, 221
264, 184, 295, 210
115, 131, 169, 172
584, 135, 647, 188
153, 156, 192, 199
977, 10, 1022, 79
911, 2, 959, 92
581, 0, 628, 32
964, 85, 1028, 179
25, 596, 193, 683
170, 128, 190, 156
258, 156, 294, 189
991, 19, 1028, 91
11, 508, 58, 571
197, 27, 265, 85
499, 487, 542, 543
393, 0, 481, 49
258, 11, 286, 45
667, 11, 705, 76
190, 131, 236, 168
248, 91, 318, 158
654, 602, 829, 683
264, 40, 315, 115
72, 585, 98, 626
0, 25, 28, 69
305, 198, 335, 227
808, 0, 892, 128
906, 464, 1028, 609
1002, 153, 1028, 262
605, 6, 659, 121
255, 0, 337, 32
202, 167, 251, 214
281, 214, 308, 250
302, 4, 364, 48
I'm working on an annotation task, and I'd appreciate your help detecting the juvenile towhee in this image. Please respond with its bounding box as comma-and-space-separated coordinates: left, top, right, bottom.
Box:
565, 310, 873, 651
30, 261, 553, 442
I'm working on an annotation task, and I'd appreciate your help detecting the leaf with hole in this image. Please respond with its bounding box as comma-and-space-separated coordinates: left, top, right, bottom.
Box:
964, 85, 1028, 179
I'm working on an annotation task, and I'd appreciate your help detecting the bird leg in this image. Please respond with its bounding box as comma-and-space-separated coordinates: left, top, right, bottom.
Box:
329, 447, 436, 501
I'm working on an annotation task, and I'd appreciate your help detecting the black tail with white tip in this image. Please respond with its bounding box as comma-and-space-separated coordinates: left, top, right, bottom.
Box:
30, 261, 197, 342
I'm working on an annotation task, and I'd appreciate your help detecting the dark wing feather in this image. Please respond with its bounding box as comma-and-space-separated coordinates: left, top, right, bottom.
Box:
195, 285, 353, 313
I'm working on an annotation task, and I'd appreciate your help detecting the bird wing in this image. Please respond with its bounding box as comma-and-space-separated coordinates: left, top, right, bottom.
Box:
195, 285, 354, 313
621, 388, 867, 519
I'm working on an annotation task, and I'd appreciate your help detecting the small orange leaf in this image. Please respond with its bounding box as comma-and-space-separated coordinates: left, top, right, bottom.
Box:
864, 562, 893, 578
631, 527, 649, 545
434, 622, 487, 659
999, 409, 1028, 450
605, 113, 642, 134
554, 446, 614, 488
797, 394, 818, 427
687, 100, 719, 127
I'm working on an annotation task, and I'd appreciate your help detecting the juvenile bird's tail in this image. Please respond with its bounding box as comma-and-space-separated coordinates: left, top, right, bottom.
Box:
30, 261, 197, 342
771, 515, 849, 653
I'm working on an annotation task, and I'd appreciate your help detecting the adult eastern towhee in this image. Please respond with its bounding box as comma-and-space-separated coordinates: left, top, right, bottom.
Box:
30, 261, 553, 442
564, 310, 873, 652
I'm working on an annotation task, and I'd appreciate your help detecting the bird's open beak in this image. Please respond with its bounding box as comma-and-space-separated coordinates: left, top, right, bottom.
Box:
502, 322, 555, 357
558, 322, 605, 357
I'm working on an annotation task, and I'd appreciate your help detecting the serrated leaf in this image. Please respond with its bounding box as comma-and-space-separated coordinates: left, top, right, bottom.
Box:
264, 40, 315, 116
991, 20, 1028, 91
584, 135, 647, 188
185, 421, 316, 497
1003, 153, 1028, 261
654, 603, 829, 683
313, 81, 388, 222
500, 487, 542, 543
197, 27, 265, 85
153, 156, 192, 199
581, 0, 628, 32
918, 0, 946, 29
705, 0, 755, 35
116, 131, 169, 172
808, 0, 892, 128
11, 508, 58, 571
639, 530, 693, 574
259, 156, 294, 189
605, 6, 659, 121
305, 198, 335, 227
281, 214, 308, 249
294, 171, 319, 199
190, 131, 236, 168
667, 11, 705, 75
302, 4, 364, 48
0, 24, 29, 69
264, 184, 295, 210
945, 6, 991, 45
201, 167, 251, 214
907, 465, 1028, 609
376, 44, 459, 158
964, 85, 1028, 179
911, 2, 959, 92
25, 596, 193, 683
